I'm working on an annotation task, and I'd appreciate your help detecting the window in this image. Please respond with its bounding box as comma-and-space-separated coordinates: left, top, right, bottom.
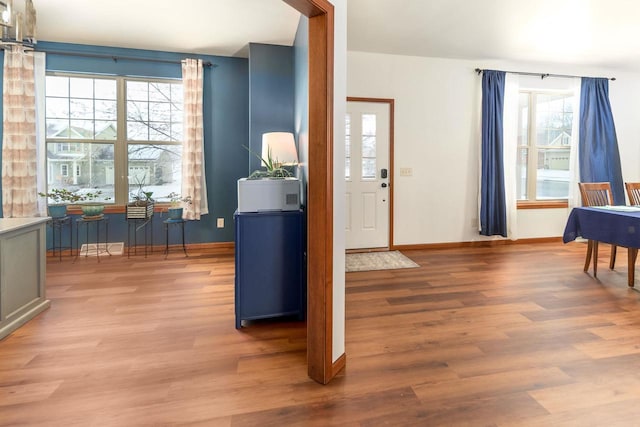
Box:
345, 113, 351, 179
44, 74, 183, 205
517, 91, 574, 201
361, 114, 377, 179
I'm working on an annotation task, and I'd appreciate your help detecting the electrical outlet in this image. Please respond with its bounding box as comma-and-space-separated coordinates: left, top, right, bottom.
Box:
400, 167, 413, 177
217, 218, 224, 228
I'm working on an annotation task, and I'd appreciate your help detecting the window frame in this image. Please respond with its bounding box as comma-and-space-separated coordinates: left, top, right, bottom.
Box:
516, 89, 574, 209
44, 72, 183, 207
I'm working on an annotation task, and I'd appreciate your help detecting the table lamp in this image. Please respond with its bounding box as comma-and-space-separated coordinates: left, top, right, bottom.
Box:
261, 132, 298, 169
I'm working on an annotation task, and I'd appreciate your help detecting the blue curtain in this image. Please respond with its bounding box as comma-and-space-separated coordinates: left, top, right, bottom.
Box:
579, 78, 625, 205
480, 70, 507, 237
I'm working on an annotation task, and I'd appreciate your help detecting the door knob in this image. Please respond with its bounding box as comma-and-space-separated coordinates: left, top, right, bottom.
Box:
381, 183, 388, 188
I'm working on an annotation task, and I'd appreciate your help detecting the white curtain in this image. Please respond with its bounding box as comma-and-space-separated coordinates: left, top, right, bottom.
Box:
34, 52, 47, 217
181, 58, 208, 220
2, 46, 36, 218
567, 77, 582, 210
503, 73, 520, 239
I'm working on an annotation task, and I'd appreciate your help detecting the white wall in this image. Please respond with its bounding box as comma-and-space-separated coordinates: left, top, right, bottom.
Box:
332, 0, 346, 362
347, 51, 640, 245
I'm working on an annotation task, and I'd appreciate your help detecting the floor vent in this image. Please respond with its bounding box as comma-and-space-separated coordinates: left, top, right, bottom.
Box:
78, 242, 124, 256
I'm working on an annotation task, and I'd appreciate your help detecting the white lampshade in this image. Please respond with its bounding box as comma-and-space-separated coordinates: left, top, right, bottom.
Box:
261, 132, 298, 166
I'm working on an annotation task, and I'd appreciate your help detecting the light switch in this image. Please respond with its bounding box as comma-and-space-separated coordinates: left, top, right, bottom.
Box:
400, 167, 413, 177
217, 218, 224, 228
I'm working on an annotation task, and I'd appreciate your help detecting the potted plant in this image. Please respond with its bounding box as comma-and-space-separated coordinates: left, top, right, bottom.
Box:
76, 190, 108, 217
39, 188, 107, 218
165, 192, 192, 220
243, 144, 294, 179
127, 177, 155, 219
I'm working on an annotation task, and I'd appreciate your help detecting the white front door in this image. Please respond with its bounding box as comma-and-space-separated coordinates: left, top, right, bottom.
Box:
345, 101, 390, 250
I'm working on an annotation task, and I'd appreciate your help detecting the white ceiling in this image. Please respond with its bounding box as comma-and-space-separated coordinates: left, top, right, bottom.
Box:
32, 0, 640, 71
347, 0, 640, 72
34, 0, 301, 57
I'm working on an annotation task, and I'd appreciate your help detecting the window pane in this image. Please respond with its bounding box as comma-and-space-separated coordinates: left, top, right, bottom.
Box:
361, 114, 376, 179
45, 75, 184, 206
69, 77, 94, 99
149, 82, 171, 102
535, 93, 573, 147
126, 80, 181, 142
46, 97, 69, 119
171, 84, 183, 104
362, 113, 376, 135
70, 98, 94, 119
149, 102, 171, 122
95, 99, 117, 121
171, 123, 183, 141
47, 119, 70, 138
127, 81, 149, 101
534, 93, 573, 199
517, 147, 528, 200
45, 143, 115, 203
362, 135, 376, 158
46, 76, 69, 97
46, 76, 117, 142
345, 113, 351, 180
362, 158, 376, 179
149, 123, 171, 141
128, 144, 182, 202
128, 121, 148, 141
94, 120, 117, 140
127, 100, 149, 122
536, 147, 570, 199
94, 79, 117, 100
70, 120, 94, 138
518, 93, 529, 147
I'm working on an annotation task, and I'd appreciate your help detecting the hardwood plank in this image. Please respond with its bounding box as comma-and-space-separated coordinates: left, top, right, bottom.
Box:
4, 242, 640, 424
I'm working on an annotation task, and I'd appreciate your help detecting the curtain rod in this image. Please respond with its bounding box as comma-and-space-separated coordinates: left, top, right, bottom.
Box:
36, 49, 215, 67
475, 68, 615, 81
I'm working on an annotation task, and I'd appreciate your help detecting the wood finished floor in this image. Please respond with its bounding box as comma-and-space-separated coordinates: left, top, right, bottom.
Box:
3, 242, 640, 425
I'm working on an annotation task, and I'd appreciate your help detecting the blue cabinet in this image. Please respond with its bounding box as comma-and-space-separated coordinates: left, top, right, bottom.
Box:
234, 210, 305, 328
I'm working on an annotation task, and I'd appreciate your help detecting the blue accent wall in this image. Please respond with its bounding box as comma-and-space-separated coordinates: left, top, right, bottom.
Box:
293, 17, 309, 208
248, 43, 295, 174
0, 41, 249, 244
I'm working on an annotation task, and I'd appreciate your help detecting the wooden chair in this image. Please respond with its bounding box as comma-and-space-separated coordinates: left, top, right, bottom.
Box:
625, 182, 640, 205
578, 182, 617, 276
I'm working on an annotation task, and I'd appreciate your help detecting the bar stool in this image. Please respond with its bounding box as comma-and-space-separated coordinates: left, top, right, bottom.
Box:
164, 218, 187, 258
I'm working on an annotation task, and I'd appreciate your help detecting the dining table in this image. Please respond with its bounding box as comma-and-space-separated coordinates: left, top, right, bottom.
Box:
563, 206, 640, 287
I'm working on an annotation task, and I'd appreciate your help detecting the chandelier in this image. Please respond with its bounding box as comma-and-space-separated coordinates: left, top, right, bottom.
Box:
0, 0, 36, 47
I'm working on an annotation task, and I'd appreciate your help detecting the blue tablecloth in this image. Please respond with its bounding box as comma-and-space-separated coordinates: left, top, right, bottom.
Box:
563, 207, 640, 248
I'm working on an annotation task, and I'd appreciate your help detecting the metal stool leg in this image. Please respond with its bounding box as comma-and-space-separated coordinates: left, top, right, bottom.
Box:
181, 221, 187, 256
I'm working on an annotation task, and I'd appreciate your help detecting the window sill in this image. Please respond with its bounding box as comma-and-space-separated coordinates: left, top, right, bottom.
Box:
66, 204, 172, 215
517, 200, 568, 210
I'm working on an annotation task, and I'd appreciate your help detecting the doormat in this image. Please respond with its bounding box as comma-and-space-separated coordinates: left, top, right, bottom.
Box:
78, 242, 124, 256
345, 251, 419, 272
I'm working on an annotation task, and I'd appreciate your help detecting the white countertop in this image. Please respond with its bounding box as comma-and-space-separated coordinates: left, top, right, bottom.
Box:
0, 217, 49, 235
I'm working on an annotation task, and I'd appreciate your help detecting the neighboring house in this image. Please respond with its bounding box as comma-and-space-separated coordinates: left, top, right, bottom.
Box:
539, 130, 571, 171
46, 123, 116, 187
46, 122, 178, 188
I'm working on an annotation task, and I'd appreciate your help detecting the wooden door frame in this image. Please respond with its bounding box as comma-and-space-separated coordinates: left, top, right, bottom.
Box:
283, 0, 340, 384
347, 97, 395, 250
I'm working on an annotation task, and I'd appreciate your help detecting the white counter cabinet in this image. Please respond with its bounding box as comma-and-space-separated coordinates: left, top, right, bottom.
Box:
0, 217, 50, 340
